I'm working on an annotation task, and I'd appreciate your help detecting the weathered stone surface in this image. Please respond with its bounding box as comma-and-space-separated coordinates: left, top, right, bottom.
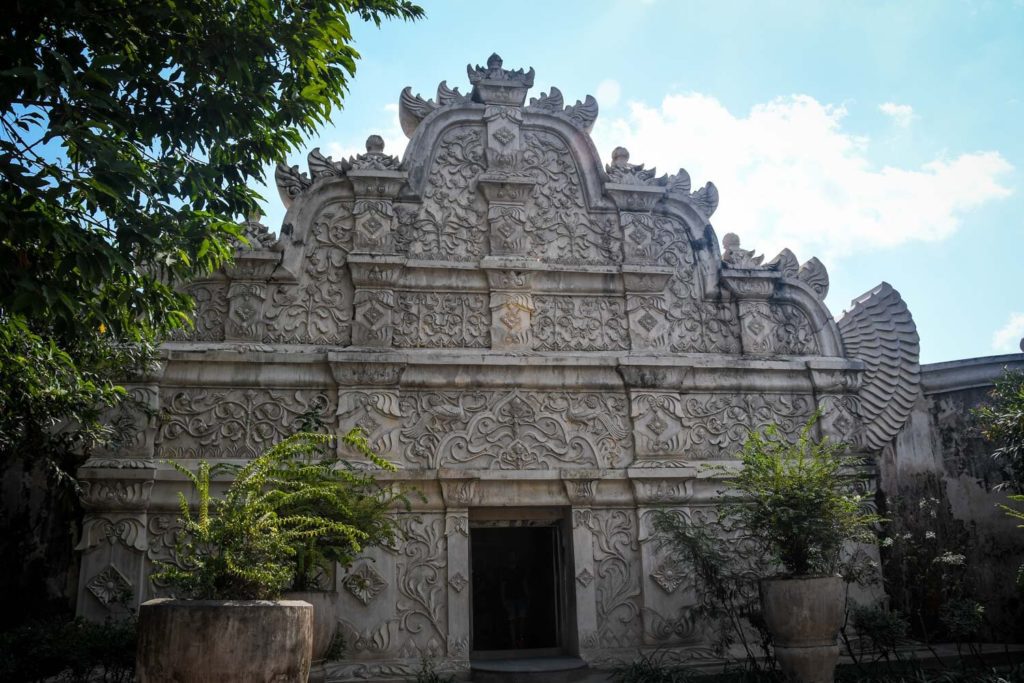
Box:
135, 599, 313, 683
76, 52, 930, 676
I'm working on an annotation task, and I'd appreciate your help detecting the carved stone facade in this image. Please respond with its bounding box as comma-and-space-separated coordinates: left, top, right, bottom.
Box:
76, 54, 923, 678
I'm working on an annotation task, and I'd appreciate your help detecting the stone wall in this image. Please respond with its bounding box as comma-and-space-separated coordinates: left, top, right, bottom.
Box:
885, 353, 1024, 638
74, 53, 925, 680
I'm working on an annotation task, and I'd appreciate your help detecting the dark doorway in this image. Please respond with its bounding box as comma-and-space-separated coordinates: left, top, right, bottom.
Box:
470, 526, 561, 652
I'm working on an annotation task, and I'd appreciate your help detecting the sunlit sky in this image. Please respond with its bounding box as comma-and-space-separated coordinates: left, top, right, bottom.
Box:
256, 0, 1024, 364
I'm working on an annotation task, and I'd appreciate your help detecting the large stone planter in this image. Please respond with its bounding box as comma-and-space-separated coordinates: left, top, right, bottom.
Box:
136, 598, 313, 683
760, 575, 844, 683
283, 591, 339, 682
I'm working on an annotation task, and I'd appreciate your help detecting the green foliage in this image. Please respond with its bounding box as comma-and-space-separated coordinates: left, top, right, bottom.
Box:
846, 603, 910, 662
0, 0, 423, 473
0, 616, 136, 683
651, 509, 774, 669
414, 657, 454, 683
973, 369, 1024, 491
153, 430, 406, 599
611, 651, 694, 683
716, 415, 881, 576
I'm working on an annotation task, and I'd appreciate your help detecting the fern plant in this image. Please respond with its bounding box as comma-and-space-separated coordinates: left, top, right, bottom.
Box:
153, 430, 406, 599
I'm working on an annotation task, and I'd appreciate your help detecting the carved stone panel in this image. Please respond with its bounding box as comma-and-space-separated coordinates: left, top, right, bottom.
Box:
353, 199, 396, 253
172, 282, 227, 342
590, 509, 643, 649
673, 394, 816, 460
225, 282, 266, 341
352, 289, 396, 347
629, 391, 687, 460
737, 302, 820, 356
490, 292, 534, 350
157, 388, 334, 459
533, 296, 628, 352
399, 390, 633, 470
393, 292, 490, 349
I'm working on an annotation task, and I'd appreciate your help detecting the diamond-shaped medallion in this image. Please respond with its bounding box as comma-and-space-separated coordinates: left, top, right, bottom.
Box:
648, 415, 668, 436
492, 127, 516, 146
86, 564, 132, 606
449, 572, 469, 593
638, 311, 659, 332
343, 563, 387, 606
362, 303, 385, 327
651, 562, 685, 594
576, 567, 594, 588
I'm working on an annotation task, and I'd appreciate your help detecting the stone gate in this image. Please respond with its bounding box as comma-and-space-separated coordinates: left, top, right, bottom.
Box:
76, 54, 921, 680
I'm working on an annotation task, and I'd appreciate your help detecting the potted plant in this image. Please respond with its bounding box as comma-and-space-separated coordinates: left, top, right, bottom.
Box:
136, 430, 404, 683
276, 428, 408, 680
720, 416, 881, 683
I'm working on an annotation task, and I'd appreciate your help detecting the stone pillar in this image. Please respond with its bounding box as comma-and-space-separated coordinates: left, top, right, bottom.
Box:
630, 472, 697, 647
622, 266, 674, 352
567, 505, 600, 654
223, 251, 278, 342
347, 135, 406, 255
483, 259, 536, 351
347, 256, 405, 348
440, 475, 478, 662
330, 359, 406, 460
720, 270, 783, 356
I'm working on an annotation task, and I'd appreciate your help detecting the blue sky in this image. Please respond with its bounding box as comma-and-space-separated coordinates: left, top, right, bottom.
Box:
258, 0, 1024, 364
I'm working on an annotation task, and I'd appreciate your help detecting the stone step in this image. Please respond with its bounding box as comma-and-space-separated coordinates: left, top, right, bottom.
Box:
470, 656, 598, 683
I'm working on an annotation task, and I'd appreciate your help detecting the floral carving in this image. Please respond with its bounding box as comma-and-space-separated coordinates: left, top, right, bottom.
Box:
399, 390, 632, 470
343, 563, 388, 606
448, 572, 469, 593
675, 394, 816, 459
396, 516, 447, 647
592, 509, 642, 648
533, 296, 628, 351
86, 565, 132, 607
521, 131, 621, 265
650, 562, 685, 594
172, 283, 227, 342
157, 388, 333, 459
397, 127, 486, 261
393, 292, 490, 348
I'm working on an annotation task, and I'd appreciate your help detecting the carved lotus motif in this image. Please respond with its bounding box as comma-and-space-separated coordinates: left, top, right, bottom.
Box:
343, 563, 387, 606
651, 562, 685, 594
448, 572, 469, 593
87, 564, 132, 606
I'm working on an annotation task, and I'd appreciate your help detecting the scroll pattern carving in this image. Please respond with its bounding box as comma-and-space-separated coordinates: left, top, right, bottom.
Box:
628, 297, 740, 353
740, 302, 820, 355
521, 130, 621, 265
591, 509, 642, 648
173, 282, 227, 342
676, 394, 815, 459
264, 206, 354, 345
395, 515, 447, 654
399, 390, 632, 469
393, 292, 490, 348
533, 296, 628, 351
157, 388, 334, 458
397, 127, 486, 261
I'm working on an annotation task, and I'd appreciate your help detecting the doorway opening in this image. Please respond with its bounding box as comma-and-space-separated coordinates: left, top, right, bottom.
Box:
469, 512, 574, 657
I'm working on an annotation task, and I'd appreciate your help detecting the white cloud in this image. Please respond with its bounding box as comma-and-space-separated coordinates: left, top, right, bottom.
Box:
595, 79, 621, 108
325, 103, 407, 163
993, 312, 1024, 353
879, 102, 916, 128
592, 93, 1013, 262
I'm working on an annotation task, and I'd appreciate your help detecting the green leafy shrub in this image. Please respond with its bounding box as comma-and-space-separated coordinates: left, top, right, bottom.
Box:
973, 369, 1024, 491
611, 650, 693, 683
0, 616, 136, 682
717, 415, 881, 576
153, 430, 406, 599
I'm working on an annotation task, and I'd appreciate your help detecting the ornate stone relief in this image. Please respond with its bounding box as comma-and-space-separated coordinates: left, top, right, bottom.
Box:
263, 206, 353, 345
399, 390, 632, 470
591, 509, 643, 649
648, 394, 816, 460
533, 295, 628, 351
396, 127, 486, 261
172, 282, 227, 342
525, 86, 599, 133
395, 515, 448, 650
343, 563, 388, 606
738, 301, 821, 356
86, 564, 133, 607
157, 388, 334, 459
392, 291, 490, 348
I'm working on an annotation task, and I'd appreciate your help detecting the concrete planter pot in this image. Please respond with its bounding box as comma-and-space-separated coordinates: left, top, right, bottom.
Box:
283, 591, 339, 682
760, 575, 844, 683
136, 598, 313, 683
